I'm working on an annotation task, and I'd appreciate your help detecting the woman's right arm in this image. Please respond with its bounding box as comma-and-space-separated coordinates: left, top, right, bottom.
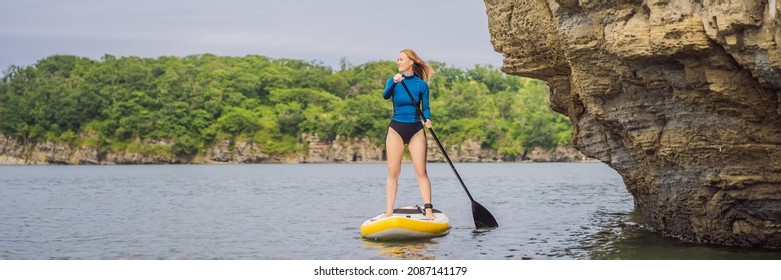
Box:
382, 78, 395, 100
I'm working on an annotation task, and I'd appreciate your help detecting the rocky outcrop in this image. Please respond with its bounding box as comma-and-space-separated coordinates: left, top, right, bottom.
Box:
0, 136, 181, 164
204, 139, 277, 163
0, 133, 589, 165
484, 0, 781, 247
425, 138, 587, 162
298, 134, 385, 163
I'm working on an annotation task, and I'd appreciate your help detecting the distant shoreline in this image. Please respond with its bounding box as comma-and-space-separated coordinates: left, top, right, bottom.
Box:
0, 158, 602, 166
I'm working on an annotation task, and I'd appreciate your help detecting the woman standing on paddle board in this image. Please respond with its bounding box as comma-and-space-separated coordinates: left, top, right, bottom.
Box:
381, 49, 435, 220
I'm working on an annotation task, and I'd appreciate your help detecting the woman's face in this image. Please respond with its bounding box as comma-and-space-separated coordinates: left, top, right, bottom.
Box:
396, 52, 414, 73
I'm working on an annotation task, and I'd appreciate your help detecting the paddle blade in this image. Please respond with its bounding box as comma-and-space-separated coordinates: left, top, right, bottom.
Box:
471, 201, 498, 229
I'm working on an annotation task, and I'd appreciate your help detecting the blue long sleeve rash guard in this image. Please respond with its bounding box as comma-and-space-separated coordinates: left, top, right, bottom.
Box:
382, 74, 431, 123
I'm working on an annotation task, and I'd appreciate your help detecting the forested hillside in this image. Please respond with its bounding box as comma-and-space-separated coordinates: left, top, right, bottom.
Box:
0, 54, 572, 161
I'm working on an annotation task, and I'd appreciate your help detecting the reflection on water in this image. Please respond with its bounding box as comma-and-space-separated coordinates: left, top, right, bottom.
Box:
575, 209, 781, 260
470, 228, 496, 236
362, 239, 438, 260
362, 228, 505, 260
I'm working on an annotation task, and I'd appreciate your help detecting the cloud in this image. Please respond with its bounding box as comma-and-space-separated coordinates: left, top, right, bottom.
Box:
0, 0, 502, 70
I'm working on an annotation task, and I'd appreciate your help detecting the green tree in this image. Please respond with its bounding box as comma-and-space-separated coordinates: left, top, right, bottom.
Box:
0, 54, 572, 161
217, 107, 260, 135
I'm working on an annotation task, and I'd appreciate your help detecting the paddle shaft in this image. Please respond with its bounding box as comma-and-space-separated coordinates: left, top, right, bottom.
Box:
399, 80, 476, 202
394, 79, 498, 228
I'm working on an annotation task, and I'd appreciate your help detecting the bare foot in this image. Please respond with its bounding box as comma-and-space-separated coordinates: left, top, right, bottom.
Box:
425, 209, 435, 220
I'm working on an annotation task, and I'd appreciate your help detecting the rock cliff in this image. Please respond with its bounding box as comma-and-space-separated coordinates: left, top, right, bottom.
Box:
484, 0, 781, 247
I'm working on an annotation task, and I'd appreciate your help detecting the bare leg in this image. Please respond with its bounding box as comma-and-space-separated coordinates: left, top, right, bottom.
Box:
385, 127, 404, 217
408, 129, 435, 219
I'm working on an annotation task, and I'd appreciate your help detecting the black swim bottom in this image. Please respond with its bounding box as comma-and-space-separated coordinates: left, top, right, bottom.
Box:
389, 120, 424, 145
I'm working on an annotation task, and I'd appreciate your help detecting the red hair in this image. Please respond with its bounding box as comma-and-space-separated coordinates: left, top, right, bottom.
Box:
400, 49, 434, 82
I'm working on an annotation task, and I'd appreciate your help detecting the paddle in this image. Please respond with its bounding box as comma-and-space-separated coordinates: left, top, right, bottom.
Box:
398, 80, 498, 229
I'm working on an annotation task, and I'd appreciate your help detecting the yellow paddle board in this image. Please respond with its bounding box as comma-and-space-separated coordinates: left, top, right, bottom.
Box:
360, 206, 450, 241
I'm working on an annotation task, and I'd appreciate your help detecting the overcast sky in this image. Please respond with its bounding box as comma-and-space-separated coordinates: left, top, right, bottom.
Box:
0, 0, 503, 71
